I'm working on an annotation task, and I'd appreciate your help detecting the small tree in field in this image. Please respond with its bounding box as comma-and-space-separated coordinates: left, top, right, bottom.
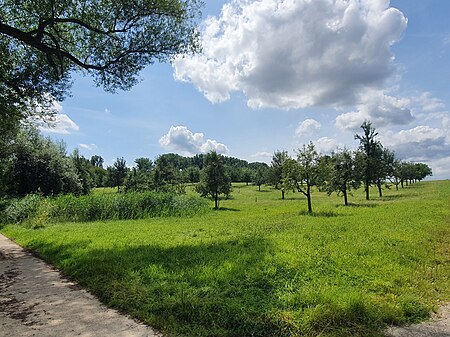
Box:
282, 143, 320, 213
355, 121, 382, 200
268, 150, 290, 200
325, 149, 361, 205
296, 142, 320, 213
196, 151, 231, 209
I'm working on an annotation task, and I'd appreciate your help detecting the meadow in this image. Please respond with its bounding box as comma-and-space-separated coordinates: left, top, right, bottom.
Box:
1, 181, 449, 337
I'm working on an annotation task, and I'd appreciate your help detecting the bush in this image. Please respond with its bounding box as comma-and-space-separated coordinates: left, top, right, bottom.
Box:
3, 194, 43, 224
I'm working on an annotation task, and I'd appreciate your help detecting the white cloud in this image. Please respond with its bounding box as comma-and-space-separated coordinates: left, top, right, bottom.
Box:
40, 113, 80, 135
159, 126, 229, 155
252, 151, 273, 158
79, 143, 98, 151
382, 125, 450, 162
174, 0, 407, 110
295, 119, 321, 139
414, 92, 446, 113
336, 89, 412, 131
315, 137, 341, 154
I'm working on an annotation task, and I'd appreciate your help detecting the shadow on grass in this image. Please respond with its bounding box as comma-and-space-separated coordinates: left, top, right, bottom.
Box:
25, 237, 282, 336
339, 203, 378, 208
24, 236, 399, 337
214, 207, 240, 212
298, 210, 340, 217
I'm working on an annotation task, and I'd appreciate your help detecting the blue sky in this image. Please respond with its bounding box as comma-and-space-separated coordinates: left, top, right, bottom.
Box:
41, 0, 450, 180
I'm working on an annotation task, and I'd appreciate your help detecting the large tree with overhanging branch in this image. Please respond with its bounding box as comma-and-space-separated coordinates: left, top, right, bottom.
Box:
0, 0, 202, 126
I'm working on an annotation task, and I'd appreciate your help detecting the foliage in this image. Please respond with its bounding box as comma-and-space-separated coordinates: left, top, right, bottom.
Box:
295, 142, 320, 213
196, 151, 231, 209
0, 0, 202, 126
2, 181, 449, 337
1, 191, 208, 224
324, 149, 362, 205
2, 194, 43, 224
1, 127, 84, 197
268, 150, 290, 199
354, 121, 383, 200
106, 157, 128, 192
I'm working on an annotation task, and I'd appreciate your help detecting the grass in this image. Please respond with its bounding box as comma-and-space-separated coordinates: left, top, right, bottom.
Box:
1, 191, 208, 225
1, 181, 450, 336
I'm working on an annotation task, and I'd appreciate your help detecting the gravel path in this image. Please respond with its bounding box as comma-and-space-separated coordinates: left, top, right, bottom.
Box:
385, 305, 450, 337
1, 233, 449, 337
0, 234, 162, 337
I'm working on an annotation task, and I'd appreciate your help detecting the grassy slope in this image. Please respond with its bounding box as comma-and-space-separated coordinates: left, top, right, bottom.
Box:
2, 181, 450, 337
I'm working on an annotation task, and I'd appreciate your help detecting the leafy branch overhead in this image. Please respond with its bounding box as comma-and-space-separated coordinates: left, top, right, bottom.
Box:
0, 0, 202, 123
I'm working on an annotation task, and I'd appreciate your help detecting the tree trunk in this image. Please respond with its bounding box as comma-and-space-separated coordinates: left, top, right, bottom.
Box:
401, 180, 404, 188
258, 184, 261, 192
365, 181, 370, 200
281, 190, 285, 200
377, 182, 382, 197
307, 184, 312, 213
214, 192, 218, 209
343, 188, 348, 206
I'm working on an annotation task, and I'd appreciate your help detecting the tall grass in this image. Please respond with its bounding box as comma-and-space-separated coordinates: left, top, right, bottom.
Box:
2, 191, 208, 225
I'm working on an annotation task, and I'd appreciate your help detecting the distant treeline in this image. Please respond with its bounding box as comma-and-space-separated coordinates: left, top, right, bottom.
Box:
0, 122, 432, 211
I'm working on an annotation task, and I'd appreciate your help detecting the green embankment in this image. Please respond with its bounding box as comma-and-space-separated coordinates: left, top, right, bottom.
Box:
1, 181, 449, 337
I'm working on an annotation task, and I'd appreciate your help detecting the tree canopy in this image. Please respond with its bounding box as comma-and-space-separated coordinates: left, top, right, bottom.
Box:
0, 0, 202, 124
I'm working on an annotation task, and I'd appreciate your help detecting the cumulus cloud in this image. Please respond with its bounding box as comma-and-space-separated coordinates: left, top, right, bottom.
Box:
295, 119, 321, 139
316, 137, 342, 154
159, 126, 229, 155
414, 92, 446, 112
174, 0, 407, 109
382, 125, 450, 162
336, 89, 413, 131
40, 113, 80, 135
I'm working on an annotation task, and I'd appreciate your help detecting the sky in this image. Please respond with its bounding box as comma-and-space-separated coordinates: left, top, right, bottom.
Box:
41, 0, 450, 180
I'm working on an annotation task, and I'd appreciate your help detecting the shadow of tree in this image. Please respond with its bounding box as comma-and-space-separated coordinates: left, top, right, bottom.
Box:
298, 210, 341, 217
25, 237, 282, 336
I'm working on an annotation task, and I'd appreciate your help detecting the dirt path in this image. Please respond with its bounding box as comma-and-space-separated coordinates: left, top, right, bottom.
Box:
0, 234, 162, 337
385, 305, 450, 337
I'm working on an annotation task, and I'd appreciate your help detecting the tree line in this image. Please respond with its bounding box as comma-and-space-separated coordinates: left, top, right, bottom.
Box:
266, 121, 432, 212
0, 121, 431, 211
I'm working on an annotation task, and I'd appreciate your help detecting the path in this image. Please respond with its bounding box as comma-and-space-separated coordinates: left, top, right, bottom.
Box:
0, 234, 162, 337
385, 305, 450, 337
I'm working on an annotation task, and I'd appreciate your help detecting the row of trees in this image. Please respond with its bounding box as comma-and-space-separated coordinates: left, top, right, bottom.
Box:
1, 122, 431, 212
266, 121, 432, 212
0, 126, 267, 200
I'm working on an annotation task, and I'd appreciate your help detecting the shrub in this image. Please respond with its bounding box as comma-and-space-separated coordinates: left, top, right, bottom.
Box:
3, 194, 43, 224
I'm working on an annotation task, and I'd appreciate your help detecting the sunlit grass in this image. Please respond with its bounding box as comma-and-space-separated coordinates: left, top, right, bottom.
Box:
2, 181, 449, 337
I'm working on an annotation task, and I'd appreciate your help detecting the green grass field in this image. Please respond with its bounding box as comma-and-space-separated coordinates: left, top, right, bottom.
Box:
2, 181, 450, 337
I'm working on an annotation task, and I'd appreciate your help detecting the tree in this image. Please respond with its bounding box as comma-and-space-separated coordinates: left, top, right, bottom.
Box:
241, 168, 253, 186
110, 157, 128, 192
0, 0, 202, 126
295, 142, 320, 213
196, 151, 231, 209
252, 166, 269, 191
2, 127, 83, 196
71, 149, 92, 195
135, 157, 153, 173
90, 155, 104, 168
325, 149, 361, 206
413, 163, 432, 181
354, 121, 382, 200
268, 150, 290, 200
